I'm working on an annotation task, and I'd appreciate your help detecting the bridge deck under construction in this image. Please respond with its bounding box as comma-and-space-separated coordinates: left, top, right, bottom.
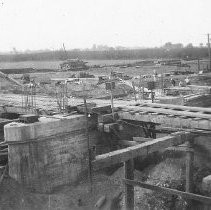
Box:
0, 100, 211, 210
118, 102, 211, 130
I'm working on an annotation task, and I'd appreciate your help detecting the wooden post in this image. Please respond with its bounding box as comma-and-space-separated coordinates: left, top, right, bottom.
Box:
63, 83, 65, 111
110, 84, 114, 120
142, 80, 145, 101
124, 159, 134, 210
123, 179, 211, 204
139, 74, 141, 100
21, 86, 24, 108
151, 90, 155, 103
31, 84, 33, 108
161, 71, 164, 96
197, 58, 200, 73
132, 81, 137, 102
34, 85, 36, 109
208, 34, 211, 71
185, 139, 194, 209
83, 88, 93, 192
139, 74, 145, 100
150, 123, 156, 139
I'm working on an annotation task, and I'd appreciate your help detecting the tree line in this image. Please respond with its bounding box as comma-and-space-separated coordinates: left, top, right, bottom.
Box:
0, 47, 209, 62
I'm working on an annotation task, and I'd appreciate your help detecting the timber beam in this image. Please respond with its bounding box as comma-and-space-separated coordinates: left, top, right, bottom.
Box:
123, 179, 211, 205
0, 105, 36, 115
92, 131, 192, 170
118, 140, 139, 147
133, 137, 153, 143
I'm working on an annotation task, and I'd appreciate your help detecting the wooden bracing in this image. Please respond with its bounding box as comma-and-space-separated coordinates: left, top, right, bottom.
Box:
92, 131, 192, 170
92, 131, 196, 210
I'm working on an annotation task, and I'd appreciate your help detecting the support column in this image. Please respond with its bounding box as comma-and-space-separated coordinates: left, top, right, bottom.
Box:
124, 159, 134, 210
185, 139, 194, 209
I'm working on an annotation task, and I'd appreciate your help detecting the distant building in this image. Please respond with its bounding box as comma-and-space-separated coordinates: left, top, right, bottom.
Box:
92, 44, 97, 51
163, 42, 184, 49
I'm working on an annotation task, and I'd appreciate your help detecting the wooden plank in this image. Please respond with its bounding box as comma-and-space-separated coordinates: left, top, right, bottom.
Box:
126, 106, 211, 120
0, 105, 36, 115
0, 119, 15, 127
19, 114, 39, 123
133, 137, 153, 143
91, 105, 111, 114
0, 152, 8, 156
129, 111, 137, 115
76, 102, 96, 114
92, 131, 191, 170
124, 160, 134, 210
156, 127, 211, 136
118, 140, 139, 146
123, 179, 211, 204
165, 146, 194, 153
137, 103, 211, 114
168, 114, 175, 117
151, 113, 159, 115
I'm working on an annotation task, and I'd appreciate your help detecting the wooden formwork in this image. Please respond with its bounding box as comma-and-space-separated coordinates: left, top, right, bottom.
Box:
92, 103, 211, 210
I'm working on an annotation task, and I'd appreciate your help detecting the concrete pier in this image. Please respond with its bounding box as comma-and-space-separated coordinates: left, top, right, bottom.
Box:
4, 114, 99, 192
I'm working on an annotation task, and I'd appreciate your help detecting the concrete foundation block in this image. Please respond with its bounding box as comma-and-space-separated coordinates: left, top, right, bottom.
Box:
5, 114, 99, 193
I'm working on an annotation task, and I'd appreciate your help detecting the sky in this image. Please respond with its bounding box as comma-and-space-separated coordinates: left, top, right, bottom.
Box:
0, 0, 210, 52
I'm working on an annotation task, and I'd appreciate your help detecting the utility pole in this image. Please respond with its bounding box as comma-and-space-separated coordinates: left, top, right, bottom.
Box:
197, 58, 200, 73
62, 43, 68, 60
207, 34, 211, 71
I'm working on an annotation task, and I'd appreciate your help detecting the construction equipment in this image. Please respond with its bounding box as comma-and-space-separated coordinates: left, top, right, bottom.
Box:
59, 58, 89, 71
59, 43, 89, 71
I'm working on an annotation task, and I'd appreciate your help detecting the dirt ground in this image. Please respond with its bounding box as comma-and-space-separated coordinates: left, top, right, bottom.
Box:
0, 156, 192, 210
0, 59, 210, 105
0, 167, 123, 210
1, 60, 210, 111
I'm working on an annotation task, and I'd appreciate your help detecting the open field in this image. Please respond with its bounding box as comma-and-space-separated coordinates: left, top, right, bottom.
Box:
0, 59, 203, 77
0, 59, 208, 70
0, 59, 143, 70
5, 59, 207, 87
0, 60, 60, 70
